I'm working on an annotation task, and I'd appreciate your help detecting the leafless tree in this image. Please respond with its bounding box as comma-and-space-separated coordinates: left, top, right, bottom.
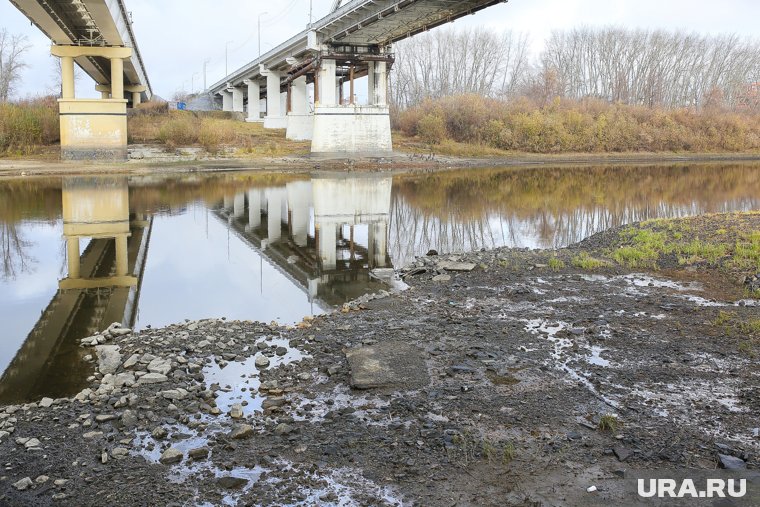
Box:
0, 29, 31, 103
392, 27, 530, 108
1, 222, 34, 280
538, 27, 760, 110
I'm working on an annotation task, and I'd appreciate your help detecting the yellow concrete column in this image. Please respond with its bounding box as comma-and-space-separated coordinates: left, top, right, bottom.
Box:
115, 235, 128, 276
132, 92, 141, 106
61, 56, 75, 99
100, 91, 110, 99
66, 238, 80, 279
111, 57, 124, 100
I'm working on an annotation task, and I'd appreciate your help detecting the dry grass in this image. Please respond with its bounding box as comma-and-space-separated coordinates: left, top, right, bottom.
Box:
395, 94, 760, 154
0, 97, 59, 156
127, 109, 309, 156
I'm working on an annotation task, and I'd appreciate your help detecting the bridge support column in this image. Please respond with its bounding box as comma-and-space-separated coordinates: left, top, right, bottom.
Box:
132, 92, 141, 107
115, 235, 129, 276
221, 90, 233, 111
263, 69, 287, 129
244, 79, 262, 122
231, 86, 245, 113
100, 90, 111, 100
233, 193, 245, 218
286, 76, 313, 141
286, 181, 312, 246
51, 45, 132, 161
311, 56, 392, 155
317, 222, 337, 270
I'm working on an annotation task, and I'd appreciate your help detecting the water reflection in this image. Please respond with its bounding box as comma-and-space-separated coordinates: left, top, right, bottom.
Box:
0, 163, 759, 402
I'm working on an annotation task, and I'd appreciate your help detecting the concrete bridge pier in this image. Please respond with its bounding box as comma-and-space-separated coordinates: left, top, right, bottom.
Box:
221, 89, 233, 112
51, 45, 134, 161
233, 193, 246, 218
311, 55, 392, 155
263, 68, 287, 129
286, 76, 313, 141
231, 86, 245, 113
317, 222, 338, 270
244, 79, 262, 122
264, 188, 286, 242
368, 221, 388, 268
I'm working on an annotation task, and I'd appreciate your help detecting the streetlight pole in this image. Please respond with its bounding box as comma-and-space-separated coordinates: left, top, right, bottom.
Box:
225, 40, 234, 76
191, 72, 200, 94
203, 59, 210, 90
258, 12, 268, 58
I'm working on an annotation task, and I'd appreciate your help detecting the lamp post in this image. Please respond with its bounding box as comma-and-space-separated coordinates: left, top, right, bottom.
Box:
203, 59, 210, 90
191, 72, 200, 94
258, 12, 268, 58
225, 40, 234, 76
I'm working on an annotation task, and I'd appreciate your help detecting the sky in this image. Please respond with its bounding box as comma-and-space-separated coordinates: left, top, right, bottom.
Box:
1, 0, 758, 100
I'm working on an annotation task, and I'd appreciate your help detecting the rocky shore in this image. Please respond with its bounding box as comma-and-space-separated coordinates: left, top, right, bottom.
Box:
1, 214, 758, 506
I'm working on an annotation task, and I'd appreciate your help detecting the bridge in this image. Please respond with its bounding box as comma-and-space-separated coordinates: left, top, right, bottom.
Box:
207, 0, 506, 154
8, 0, 152, 160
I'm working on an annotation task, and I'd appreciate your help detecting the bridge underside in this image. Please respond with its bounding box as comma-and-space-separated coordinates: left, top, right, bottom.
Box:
9, 0, 152, 161
211, 0, 507, 155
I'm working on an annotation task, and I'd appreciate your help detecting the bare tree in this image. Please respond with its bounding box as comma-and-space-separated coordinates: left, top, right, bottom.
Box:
392, 27, 530, 108
0, 29, 31, 103
538, 27, 760, 110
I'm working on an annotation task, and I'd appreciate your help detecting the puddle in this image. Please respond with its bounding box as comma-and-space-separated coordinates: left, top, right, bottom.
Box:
274, 460, 405, 507
204, 337, 306, 416
179, 464, 267, 507
290, 385, 393, 426
587, 346, 610, 367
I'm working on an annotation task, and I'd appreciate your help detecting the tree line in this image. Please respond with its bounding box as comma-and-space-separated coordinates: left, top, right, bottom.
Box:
392, 26, 760, 111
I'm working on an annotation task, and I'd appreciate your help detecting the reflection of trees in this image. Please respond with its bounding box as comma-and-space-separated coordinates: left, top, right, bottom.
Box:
389, 164, 760, 266
1, 221, 34, 280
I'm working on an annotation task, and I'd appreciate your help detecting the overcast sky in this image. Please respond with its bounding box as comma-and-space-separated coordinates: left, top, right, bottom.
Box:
1, 0, 758, 100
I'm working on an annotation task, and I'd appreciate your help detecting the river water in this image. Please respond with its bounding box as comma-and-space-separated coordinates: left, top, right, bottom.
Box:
1, 163, 759, 402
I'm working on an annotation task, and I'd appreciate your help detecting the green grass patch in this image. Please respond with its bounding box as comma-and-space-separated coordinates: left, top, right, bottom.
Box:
572, 252, 610, 270
548, 257, 566, 272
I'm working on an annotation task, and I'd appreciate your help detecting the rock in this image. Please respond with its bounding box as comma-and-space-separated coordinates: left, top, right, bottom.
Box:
38, 397, 54, 408
24, 438, 41, 449
13, 477, 33, 490
113, 372, 135, 388
229, 404, 244, 419
83, 431, 103, 439
426, 249, 439, 256
151, 426, 168, 439
275, 347, 288, 356
188, 447, 209, 460
274, 423, 294, 435
255, 356, 270, 368
718, 454, 747, 470
437, 261, 476, 272
147, 358, 172, 375
613, 446, 632, 462
54, 479, 69, 487
346, 342, 430, 389
217, 476, 248, 489
35, 475, 49, 484
432, 274, 451, 282
297, 372, 311, 381
230, 424, 254, 439
159, 447, 183, 465
95, 414, 116, 423
111, 447, 129, 459
120, 410, 138, 427
122, 354, 139, 369
138, 373, 168, 384
95, 345, 123, 375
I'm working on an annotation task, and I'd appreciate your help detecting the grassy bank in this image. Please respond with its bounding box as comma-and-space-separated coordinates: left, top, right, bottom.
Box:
0, 98, 59, 156
127, 102, 309, 157
395, 95, 760, 156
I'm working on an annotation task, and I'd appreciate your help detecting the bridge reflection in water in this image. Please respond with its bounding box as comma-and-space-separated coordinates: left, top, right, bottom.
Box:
0, 177, 152, 403
216, 174, 393, 308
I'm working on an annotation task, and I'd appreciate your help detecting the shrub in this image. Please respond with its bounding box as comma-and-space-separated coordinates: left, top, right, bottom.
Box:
157, 117, 197, 148
416, 114, 447, 145
0, 97, 59, 155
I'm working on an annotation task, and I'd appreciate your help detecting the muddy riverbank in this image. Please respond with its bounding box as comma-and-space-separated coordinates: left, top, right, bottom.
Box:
2, 150, 760, 180
0, 213, 758, 506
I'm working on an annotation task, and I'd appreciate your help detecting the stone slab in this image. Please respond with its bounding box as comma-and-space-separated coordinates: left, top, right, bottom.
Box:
346, 342, 429, 390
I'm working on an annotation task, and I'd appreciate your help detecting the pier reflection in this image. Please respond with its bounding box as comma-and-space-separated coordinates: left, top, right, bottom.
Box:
0, 177, 152, 403
216, 174, 394, 307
